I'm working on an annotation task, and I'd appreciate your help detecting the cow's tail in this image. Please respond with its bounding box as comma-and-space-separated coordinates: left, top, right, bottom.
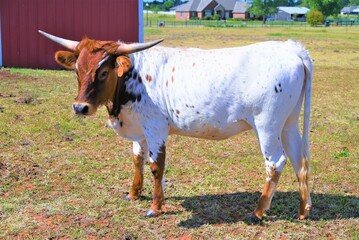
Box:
300, 59, 312, 201
295, 40, 312, 208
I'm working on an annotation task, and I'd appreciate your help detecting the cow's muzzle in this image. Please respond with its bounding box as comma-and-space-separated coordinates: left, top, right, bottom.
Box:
73, 103, 89, 115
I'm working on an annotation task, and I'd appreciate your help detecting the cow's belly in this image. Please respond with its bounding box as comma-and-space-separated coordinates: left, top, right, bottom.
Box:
169, 119, 252, 140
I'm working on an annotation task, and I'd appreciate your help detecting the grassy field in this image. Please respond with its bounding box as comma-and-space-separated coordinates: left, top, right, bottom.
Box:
0, 26, 358, 239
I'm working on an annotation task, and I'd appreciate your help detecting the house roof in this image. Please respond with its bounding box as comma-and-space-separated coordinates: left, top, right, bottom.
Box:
278, 6, 310, 15
216, 0, 237, 11
175, 0, 201, 11
233, 1, 251, 13
341, 6, 359, 13
175, 0, 251, 12
197, 0, 213, 11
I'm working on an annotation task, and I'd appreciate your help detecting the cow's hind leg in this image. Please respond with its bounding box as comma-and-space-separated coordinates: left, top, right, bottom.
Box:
125, 140, 148, 200
247, 123, 287, 222
282, 121, 311, 219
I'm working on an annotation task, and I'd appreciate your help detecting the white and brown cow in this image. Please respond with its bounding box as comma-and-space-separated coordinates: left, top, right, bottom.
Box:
39, 30, 312, 221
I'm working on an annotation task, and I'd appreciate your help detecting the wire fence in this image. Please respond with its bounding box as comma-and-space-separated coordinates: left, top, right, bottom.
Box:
145, 19, 359, 28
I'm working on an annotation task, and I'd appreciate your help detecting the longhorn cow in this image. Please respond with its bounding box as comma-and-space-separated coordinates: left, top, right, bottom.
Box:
39, 30, 312, 221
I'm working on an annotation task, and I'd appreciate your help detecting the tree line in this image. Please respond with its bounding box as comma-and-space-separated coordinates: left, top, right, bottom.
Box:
251, 0, 359, 24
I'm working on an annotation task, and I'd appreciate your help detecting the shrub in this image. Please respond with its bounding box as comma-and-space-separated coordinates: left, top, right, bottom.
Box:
212, 14, 221, 20
307, 10, 325, 26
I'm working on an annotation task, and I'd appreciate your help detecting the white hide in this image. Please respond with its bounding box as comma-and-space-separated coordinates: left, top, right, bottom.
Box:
108, 40, 312, 173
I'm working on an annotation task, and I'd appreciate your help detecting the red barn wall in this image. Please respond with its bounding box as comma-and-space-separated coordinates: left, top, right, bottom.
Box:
0, 0, 142, 69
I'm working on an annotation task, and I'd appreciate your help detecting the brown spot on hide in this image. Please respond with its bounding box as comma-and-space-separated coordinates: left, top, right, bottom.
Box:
166, 80, 168, 87
146, 74, 152, 82
193, 62, 196, 67
171, 76, 174, 83
172, 67, 175, 72
176, 109, 180, 115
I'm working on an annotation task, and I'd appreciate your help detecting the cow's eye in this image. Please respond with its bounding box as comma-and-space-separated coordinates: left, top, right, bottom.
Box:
99, 71, 109, 80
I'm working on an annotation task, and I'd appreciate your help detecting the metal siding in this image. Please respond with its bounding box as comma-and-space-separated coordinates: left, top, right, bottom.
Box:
0, 8, 2, 66
138, 0, 144, 42
0, 0, 139, 69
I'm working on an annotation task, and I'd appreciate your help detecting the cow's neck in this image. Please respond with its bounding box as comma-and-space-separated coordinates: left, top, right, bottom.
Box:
107, 68, 138, 118
107, 76, 124, 118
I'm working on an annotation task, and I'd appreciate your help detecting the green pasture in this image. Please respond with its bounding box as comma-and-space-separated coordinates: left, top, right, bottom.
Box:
0, 26, 358, 238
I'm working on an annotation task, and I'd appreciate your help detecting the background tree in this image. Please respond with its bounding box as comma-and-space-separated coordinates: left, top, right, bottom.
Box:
349, 0, 359, 5
338, 0, 350, 7
251, 0, 278, 24
276, 0, 303, 6
162, 0, 175, 11
174, 0, 186, 6
306, 0, 342, 17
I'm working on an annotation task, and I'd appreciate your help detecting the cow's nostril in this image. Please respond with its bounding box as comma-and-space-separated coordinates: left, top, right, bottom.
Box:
73, 104, 89, 115
82, 105, 89, 114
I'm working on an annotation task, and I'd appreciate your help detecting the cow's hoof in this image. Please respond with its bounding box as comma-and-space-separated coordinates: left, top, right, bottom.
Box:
244, 213, 262, 225
124, 194, 139, 201
146, 209, 161, 217
293, 212, 308, 220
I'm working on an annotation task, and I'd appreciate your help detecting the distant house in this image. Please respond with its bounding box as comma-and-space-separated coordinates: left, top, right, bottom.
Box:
273, 6, 310, 22
174, 0, 251, 20
233, 1, 252, 19
340, 6, 359, 15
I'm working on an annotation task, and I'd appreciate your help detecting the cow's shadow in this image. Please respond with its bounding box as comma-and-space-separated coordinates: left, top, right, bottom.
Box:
167, 191, 359, 228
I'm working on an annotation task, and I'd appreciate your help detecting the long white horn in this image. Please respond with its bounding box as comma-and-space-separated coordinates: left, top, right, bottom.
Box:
39, 30, 79, 51
116, 39, 164, 55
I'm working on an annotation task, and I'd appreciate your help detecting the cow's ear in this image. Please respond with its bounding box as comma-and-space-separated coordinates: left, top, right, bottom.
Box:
116, 56, 132, 77
55, 51, 77, 69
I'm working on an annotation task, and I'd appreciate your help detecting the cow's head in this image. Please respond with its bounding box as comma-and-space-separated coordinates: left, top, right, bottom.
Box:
39, 30, 162, 115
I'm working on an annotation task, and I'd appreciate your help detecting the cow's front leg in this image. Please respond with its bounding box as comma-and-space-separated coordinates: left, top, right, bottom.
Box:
125, 140, 148, 201
146, 144, 166, 217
